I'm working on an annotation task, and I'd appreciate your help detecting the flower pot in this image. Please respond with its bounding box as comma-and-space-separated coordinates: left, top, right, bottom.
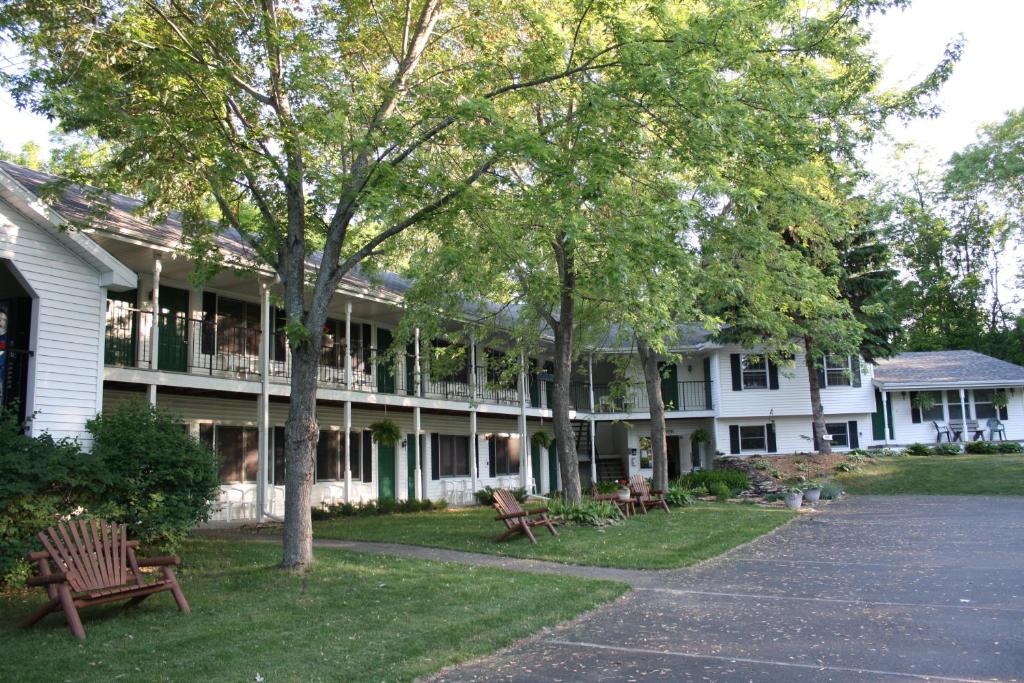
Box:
784, 491, 803, 510
617, 488, 631, 501
803, 488, 821, 503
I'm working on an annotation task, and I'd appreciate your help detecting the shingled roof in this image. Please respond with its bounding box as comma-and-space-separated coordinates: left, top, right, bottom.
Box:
873, 350, 1024, 388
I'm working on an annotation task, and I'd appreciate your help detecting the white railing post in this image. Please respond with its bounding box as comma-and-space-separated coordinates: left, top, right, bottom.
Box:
880, 390, 890, 445
257, 281, 270, 522
414, 327, 423, 499
519, 352, 530, 492
148, 253, 161, 405
588, 354, 597, 485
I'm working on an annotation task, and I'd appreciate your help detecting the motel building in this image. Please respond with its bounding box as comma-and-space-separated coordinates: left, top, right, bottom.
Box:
3, 161, 1024, 521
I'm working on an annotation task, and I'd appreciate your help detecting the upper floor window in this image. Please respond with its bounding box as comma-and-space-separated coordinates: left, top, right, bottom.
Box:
741, 355, 768, 389
819, 354, 861, 388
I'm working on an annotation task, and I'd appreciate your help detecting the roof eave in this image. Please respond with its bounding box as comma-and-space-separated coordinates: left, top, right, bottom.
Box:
873, 379, 1024, 391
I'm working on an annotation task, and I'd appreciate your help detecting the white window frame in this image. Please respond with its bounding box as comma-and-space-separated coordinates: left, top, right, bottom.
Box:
740, 354, 769, 390
822, 355, 853, 387
825, 422, 849, 448
739, 425, 767, 452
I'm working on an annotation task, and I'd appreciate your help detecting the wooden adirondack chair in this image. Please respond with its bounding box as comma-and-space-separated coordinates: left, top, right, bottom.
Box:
629, 474, 670, 514
20, 519, 190, 639
492, 489, 558, 544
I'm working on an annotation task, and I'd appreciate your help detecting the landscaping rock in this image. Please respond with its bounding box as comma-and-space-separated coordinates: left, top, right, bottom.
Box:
714, 456, 782, 495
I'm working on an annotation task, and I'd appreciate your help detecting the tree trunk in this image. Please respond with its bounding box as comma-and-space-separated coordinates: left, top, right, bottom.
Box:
804, 337, 831, 455
551, 323, 582, 504
636, 337, 668, 492
281, 341, 321, 569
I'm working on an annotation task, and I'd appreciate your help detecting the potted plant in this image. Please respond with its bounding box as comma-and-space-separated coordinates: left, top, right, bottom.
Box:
692, 428, 711, 444
531, 431, 553, 449
616, 479, 632, 501
802, 481, 822, 503
992, 391, 1008, 410
783, 487, 803, 510
369, 419, 401, 445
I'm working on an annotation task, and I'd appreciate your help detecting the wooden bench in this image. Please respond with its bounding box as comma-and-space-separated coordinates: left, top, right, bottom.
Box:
950, 419, 986, 442
20, 520, 190, 639
492, 489, 558, 544
629, 474, 670, 514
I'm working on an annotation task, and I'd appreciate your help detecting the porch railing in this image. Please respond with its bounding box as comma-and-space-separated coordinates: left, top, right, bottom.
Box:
568, 380, 713, 413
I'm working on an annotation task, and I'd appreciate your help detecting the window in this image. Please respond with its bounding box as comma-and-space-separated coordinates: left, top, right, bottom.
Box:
911, 390, 944, 422
201, 293, 260, 356
973, 389, 997, 420
272, 426, 286, 485
316, 430, 342, 481
824, 355, 851, 386
215, 426, 258, 484
946, 390, 972, 421
436, 434, 471, 477
741, 355, 768, 389
493, 435, 521, 475
825, 422, 849, 448
739, 425, 766, 451
315, 430, 371, 481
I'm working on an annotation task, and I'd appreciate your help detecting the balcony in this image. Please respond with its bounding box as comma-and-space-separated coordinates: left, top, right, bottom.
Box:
569, 380, 713, 413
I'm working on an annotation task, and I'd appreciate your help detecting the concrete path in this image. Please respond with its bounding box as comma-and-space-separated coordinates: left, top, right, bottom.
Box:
430, 496, 1024, 682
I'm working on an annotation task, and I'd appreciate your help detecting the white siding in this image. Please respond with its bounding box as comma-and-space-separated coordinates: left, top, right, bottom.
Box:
0, 200, 106, 442
716, 413, 874, 456
714, 346, 875, 418
871, 390, 1024, 446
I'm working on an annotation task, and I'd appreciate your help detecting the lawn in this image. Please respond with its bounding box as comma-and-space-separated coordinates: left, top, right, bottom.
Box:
0, 539, 625, 682
836, 453, 1024, 495
313, 504, 796, 569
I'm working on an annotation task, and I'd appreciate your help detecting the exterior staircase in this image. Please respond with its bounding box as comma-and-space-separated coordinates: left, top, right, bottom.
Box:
572, 420, 591, 459
596, 457, 626, 482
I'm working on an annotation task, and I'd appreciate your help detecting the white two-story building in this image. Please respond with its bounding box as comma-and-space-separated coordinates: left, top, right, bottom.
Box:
3, 161, 1024, 521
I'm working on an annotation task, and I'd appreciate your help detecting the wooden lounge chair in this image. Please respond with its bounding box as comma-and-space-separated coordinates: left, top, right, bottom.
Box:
492, 489, 558, 544
21, 519, 190, 639
629, 474, 670, 514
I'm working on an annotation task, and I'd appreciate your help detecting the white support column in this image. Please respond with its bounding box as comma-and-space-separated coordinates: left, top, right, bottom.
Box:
344, 401, 352, 501
588, 354, 597, 485
148, 253, 162, 405
880, 390, 890, 445
256, 282, 271, 523
344, 300, 353, 388
413, 327, 423, 499
959, 388, 969, 444
519, 352, 530, 492
470, 335, 478, 491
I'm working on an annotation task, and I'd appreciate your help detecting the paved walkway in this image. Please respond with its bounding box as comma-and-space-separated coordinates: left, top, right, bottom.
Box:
428, 496, 1024, 682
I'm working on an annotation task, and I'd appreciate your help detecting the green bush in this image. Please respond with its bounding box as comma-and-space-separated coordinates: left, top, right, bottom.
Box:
312, 497, 443, 520
713, 482, 732, 502
931, 443, 962, 456
593, 480, 627, 494
0, 411, 106, 585
665, 486, 697, 507
834, 462, 857, 472
87, 400, 220, 552
472, 486, 528, 505
964, 441, 999, 454
548, 496, 622, 526
818, 482, 844, 500
904, 443, 931, 456
763, 492, 785, 502
997, 441, 1024, 453
677, 470, 749, 493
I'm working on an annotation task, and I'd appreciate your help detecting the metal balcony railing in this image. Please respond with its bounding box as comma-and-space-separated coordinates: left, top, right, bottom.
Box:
568, 380, 713, 413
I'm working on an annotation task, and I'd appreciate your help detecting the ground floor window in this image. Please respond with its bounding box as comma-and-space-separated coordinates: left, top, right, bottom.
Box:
316, 430, 373, 482
433, 434, 471, 478
946, 390, 972, 421
739, 425, 766, 451
491, 434, 521, 476
200, 424, 258, 484
825, 422, 849, 448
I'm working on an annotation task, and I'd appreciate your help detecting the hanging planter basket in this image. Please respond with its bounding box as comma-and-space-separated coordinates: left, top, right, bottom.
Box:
531, 431, 553, 449
369, 419, 401, 445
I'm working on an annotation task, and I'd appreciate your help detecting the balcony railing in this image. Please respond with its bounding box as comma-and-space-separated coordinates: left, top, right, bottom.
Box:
568, 380, 713, 413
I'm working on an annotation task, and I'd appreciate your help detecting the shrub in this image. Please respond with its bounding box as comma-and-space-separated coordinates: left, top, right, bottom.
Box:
87, 400, 220, 553
847, 452, 866, 462
964, 441, 999, 454
997, 441, 1024, 453
834, 462, 857, 472
0, 411, 106, 585
593, 480, 627, 494
713, 482, 731, 502
473, 486, 528, 505
931, 443, 962, 456
548, 497, 622, 526
904, 443, 931, 456
665, 486, 697, 507
312, 497, 443, 520
763, 492, 785, 502
768, 468, 782, 479
848, 448, 871, 456
818, 482, 844, 500
752, 459, 770, 471
677, 470, 749, 492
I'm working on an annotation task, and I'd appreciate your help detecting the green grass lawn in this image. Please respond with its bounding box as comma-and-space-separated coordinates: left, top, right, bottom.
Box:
836, 454, 1024, 495
0, 539, 625, 682
313, 504, 796, 569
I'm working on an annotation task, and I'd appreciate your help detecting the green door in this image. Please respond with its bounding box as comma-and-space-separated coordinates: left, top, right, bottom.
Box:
659, 361, 679, 409
531, 442, 541, 492
872, 389, 894, 441
407, 433, 417, 499
377, 328, 395, 393
378, 442, 396, 499
158, 286, 190, 372
547, 441, 559, 493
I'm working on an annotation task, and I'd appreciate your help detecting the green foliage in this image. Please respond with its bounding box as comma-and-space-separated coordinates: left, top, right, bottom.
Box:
87, 400, 220, 552
763, 492, 786, 502
931, 443, 962, 456
664, 486, 697, 507
593, 480, 628, 495
311, 498, 444, 520
847, 452, 866, 462
964, 441, 999, 455
835, 462, 858, 472
904, 443, 932, 456
473, 486, 528, 506
997, 441, 1024, 453
677, 470, 749, 493
691, 429, 711, 444
713, 482, 732, 502
530, 431, 554, 449
547, 497, 623, 527
368, 420, 401, 446
818, 482, 844, 500
752, 459, 771, 471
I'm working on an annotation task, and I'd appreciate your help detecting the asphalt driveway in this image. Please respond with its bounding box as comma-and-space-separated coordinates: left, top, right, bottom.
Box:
433, 496, 1024, 682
